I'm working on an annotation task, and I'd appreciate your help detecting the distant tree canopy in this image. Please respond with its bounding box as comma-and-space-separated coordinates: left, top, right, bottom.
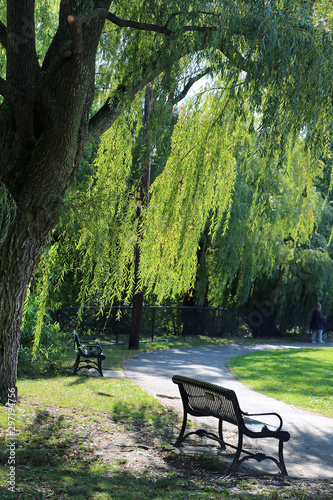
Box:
1, 0, 333, 402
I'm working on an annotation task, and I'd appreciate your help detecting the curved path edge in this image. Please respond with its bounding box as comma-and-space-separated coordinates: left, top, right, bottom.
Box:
124, 343, 333, 479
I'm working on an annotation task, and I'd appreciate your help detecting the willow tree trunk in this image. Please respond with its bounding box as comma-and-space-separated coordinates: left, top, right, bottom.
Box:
0, 0, 113, 403
0, 210, 52, 402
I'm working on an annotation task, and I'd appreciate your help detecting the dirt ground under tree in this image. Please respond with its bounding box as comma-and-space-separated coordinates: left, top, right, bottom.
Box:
90, 419, 333, 499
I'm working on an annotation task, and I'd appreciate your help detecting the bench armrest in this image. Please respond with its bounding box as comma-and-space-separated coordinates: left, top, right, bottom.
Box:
242, 411, 283, 430
81, 343, 103, 352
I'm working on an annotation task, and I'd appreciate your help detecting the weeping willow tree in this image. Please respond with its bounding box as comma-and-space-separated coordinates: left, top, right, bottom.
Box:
42, 84, 331, 344
1, 0, 333, 402
50, 86, 177, 310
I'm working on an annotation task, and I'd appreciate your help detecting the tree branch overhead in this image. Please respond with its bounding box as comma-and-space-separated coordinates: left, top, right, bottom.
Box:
69, 7, 222, 36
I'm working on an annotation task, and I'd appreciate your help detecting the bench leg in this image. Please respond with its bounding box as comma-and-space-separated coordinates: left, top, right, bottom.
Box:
73, 355, 104, 377
228, 433, 288, 475
174, 412, 188, 447
97, 356, 104, 377
218, 419, 227, 450
228, 430, 244, 473
73, 354, 80, 374
278, 438, 288, 475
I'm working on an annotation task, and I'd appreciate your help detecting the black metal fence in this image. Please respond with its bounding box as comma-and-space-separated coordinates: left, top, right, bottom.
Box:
51, 305, 310, 343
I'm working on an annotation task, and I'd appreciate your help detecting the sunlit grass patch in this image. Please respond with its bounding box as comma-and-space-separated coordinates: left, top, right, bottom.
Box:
17, 376, 174, 428
226, 347, 333, 417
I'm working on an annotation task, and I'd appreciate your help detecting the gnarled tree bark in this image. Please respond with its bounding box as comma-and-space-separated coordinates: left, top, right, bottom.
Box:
0, 0, 114, 403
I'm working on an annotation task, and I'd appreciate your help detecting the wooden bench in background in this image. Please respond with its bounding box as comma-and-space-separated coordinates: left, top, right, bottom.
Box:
73, 331, 106, 377
172, 375, 290, 475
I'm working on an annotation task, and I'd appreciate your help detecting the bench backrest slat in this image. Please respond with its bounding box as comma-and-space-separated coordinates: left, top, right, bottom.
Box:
173, 375, 242, 426
182, 381, 238, 425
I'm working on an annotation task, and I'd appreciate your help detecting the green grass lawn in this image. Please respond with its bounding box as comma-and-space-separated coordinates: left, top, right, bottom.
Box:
226, 347, 333, 418
1, 339, 333, 499
0, 375, 184, 500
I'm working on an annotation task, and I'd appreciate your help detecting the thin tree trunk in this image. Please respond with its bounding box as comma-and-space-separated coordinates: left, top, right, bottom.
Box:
128, 85, 153, 350
128, 246, 145, 350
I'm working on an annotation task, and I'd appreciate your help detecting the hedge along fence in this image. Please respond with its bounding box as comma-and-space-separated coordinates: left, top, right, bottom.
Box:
50, 305, 315, 344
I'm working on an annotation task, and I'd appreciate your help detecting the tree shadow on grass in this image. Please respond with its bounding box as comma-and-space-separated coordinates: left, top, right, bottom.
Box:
0, 407, 226, 500
110, 400, 179, 431
0, 467, 226, 500
0, 409, 78, 469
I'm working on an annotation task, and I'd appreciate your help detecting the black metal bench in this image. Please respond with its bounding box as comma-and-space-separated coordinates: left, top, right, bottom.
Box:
323, 330, 333, 342
172, 375, 290, 475
73, 331, 105, 376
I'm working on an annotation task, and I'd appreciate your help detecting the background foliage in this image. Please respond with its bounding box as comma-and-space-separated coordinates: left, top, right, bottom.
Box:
9, 0, 333, 346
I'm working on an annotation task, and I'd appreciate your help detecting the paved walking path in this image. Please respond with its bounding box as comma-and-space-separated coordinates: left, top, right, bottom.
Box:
120, 343, 333, 479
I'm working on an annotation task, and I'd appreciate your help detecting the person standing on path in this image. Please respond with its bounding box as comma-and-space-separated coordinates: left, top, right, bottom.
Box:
310, 302, 325, 343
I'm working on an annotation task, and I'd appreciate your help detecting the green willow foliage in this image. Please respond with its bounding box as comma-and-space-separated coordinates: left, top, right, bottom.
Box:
78, 118, 138, 307
20, 0, 333, 340
204, 139, 326, 308
40, 85, 330, 315
48, 110, 148, 311
141, 90, 328, 305
141, 91, 240, 299
31, 245, 60, 356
